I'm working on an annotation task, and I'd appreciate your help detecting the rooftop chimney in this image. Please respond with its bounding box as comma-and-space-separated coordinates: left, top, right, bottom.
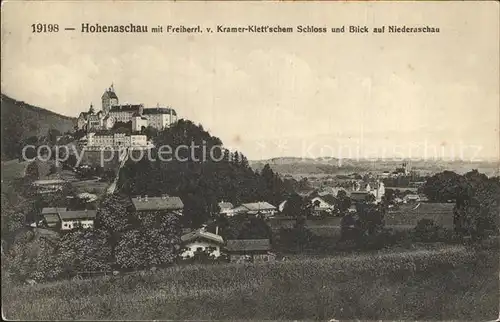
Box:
144, 195, 148, 202
137, 195, 142, 202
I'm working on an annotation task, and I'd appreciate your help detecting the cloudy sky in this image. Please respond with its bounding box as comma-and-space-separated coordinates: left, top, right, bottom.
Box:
2, 1, 498, 161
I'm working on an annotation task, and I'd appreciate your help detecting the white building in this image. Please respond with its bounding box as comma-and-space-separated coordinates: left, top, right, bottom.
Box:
227, 201, 277, 217
180, 228, 224, 259
131, 113, 149, 132
85, 132, 149, 148
218, 201, 234, 215
311, 194, 336, 214
142, 106, 177, 130
58, 210, 96, 231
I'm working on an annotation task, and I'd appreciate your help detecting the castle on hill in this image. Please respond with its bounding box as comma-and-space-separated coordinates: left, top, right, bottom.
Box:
77, 84, 178, 132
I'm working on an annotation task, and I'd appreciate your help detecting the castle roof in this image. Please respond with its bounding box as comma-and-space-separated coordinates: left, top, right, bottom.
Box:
102, 88, 118, 99
143, 107, 177, 116
109, 104, 143, 112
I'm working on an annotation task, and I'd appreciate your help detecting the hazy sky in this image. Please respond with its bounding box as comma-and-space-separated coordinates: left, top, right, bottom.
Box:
2, 1, 499, 161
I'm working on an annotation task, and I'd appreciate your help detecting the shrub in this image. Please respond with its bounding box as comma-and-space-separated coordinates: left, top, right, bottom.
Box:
413, 219, 454, 242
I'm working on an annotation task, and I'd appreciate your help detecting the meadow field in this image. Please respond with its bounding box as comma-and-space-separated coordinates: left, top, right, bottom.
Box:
269, 202, 455, 237
3, 245, 498, 320
1, 160, 28, 184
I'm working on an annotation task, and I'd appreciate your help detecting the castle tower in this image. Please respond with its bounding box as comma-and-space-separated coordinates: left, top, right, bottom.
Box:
101, 83, 119, 115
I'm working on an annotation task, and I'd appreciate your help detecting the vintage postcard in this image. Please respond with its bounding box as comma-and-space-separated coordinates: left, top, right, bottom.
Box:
1, 0, 499, 320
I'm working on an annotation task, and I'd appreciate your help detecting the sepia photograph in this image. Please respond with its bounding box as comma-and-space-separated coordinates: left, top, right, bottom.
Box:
1, 1, 499, 320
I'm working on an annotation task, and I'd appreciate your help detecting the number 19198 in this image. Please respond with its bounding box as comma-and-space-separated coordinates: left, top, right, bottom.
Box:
31, 23, 59, 33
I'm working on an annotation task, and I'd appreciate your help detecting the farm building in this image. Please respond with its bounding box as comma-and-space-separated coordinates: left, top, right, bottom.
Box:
180, 229, 224, 259
226, 239, 275, 263
226, 202, 277, 217
131, 195, 184, 216
59, 210, 97, 231
311, 194, 336, 215
218, 201, 234, 215
41, 207, 68, 228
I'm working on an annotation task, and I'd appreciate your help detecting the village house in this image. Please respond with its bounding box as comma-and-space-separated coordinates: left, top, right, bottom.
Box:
32, 179, 65, 194
310, 194, 336, 215
227, 201, 277, 217
59, 210, 97, 231
41, 207, 68, 228
404, 194, 421, 203
225, 239, 275, 263
180, 228, 224, 259
131, 194, 184, 216
218, 201, 234, 216
349, 191, 373, 204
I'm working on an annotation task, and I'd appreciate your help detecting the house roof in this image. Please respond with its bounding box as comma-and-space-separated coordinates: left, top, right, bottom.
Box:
181, 229, 224, 244
241, 202, 276, 212
226, 239, 270, 252
109, 104, 143, 113
350, 191, 370, 201
41, 207, 67, 214
230, 205, 250, 214
131, 196, 184, 212
218, 202, 234, 211
33, 179, 65, 186
58, 210, 97, 220
313, 194, 336, 205
142, 107, 177, 116
42, 213, 60, 224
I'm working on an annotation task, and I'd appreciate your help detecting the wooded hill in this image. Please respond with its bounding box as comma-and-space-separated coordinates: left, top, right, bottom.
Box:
1, 94, 76, 160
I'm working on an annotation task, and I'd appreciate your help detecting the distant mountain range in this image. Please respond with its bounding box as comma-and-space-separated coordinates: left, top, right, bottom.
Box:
1, 94, 76, 160
250, 157, 499, 177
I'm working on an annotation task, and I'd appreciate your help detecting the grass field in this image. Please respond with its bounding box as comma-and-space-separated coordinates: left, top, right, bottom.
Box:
1, 160, 28, 184
3, 245, 498, 320
71, 179, 109, 195
270, 202, 455, 237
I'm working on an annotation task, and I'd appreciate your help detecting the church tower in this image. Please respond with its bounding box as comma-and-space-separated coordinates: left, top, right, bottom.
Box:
101, 83, 119, 115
